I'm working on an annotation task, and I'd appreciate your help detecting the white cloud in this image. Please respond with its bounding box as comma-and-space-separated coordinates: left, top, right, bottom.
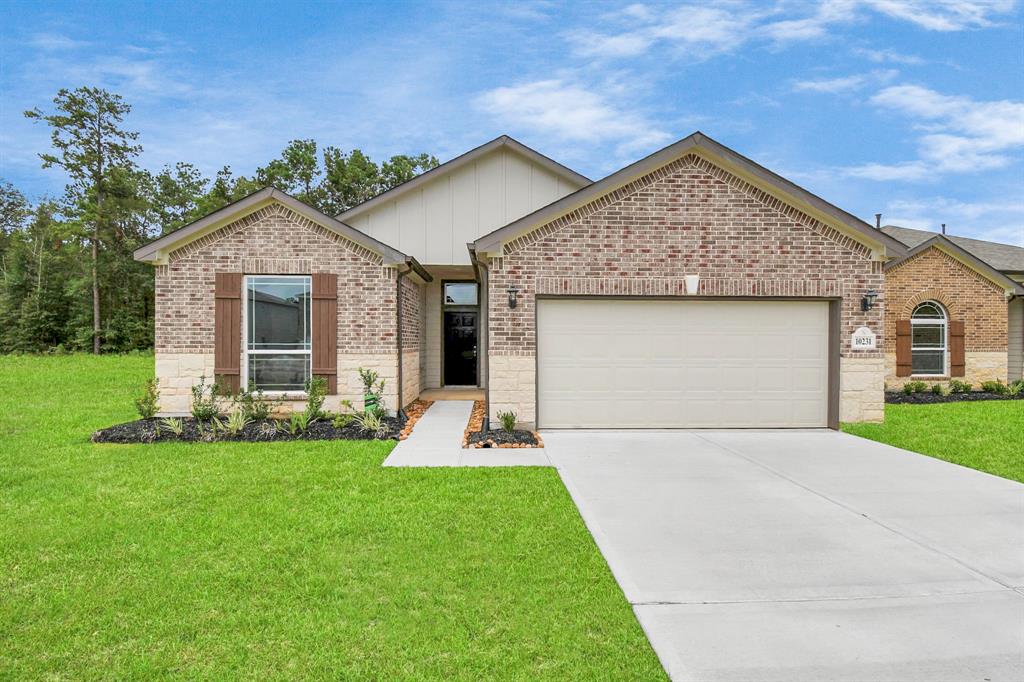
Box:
474, 79, 671, 154
567, 0, 1016, 63
863, 0, 1016, 31
792, 69, 897, 93
852, 47, 926, 65
26, 33, 91, 51
568, 4, 755, 60
847, 84, 1024, 179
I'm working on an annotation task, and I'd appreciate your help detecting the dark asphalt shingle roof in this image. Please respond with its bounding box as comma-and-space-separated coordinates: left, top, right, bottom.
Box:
881, 225, 1024, 273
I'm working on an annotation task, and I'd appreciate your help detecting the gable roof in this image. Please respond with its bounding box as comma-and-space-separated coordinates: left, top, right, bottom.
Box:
134, 187, 428, 279
336, 135, 591, 222
882, 225, 1024, 273
884, 233, 1024, 295
473, 131, 908, 257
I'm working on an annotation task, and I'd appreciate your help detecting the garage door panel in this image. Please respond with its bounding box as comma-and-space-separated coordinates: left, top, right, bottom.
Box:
537, 299, 830, 428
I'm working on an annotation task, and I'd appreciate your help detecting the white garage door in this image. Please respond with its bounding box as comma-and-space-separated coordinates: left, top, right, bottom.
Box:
537, 299, 830, 428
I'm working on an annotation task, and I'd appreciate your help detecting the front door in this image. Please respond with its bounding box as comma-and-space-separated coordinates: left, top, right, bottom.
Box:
444, 310, 478, 385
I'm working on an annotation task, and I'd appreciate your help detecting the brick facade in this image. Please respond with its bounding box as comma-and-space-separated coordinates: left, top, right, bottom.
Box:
154, 202, 407, 413
883, 245, 1009, 387
486, 153, 886, 425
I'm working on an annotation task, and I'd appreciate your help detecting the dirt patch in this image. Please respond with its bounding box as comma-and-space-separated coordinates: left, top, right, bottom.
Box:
462, 400, 544, 449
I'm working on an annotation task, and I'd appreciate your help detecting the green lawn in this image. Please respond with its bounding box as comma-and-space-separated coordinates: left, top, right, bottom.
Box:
843, 401, 1024, 483
0, 354, 663, 680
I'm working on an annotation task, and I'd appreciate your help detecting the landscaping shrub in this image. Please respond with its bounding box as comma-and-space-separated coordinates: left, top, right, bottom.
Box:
133, 378, 160, 419
354, 410, 386, 437
160, 417, 183, 437
190, 375, 220, 421
287, 411, 310, 435
224, 410, 251, 436
497, 410, 517, 432
949, 379, 972, 394
358, 368, 386, 416
930, 383, 948, 396
1010, 380, 1024, 397
903, 380, 927, 395
233, 382, 278, 421
980, 379, 1008, 395
304, 376, 328, 421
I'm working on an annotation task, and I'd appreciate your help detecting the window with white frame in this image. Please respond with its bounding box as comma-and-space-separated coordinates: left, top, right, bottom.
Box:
244, 275, 311, 392
911, 301, 947, 376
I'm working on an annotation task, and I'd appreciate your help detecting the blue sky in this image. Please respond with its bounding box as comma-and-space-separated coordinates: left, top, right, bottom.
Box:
1, 0, 1022, 244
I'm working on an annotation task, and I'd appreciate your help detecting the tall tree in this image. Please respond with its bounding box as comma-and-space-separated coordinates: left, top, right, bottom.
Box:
25, 87, 141, 353
0, 181, 31, 282
148, 162, 208, 235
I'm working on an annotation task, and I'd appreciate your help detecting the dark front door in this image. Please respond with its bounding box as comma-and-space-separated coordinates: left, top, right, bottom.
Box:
444, 310, 478, 385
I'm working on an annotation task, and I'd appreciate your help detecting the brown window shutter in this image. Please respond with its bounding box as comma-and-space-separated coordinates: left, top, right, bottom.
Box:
895, 319, 912, 377
950, 320, 965, 377
312, 273, 338, 394
214, 273, 242, 394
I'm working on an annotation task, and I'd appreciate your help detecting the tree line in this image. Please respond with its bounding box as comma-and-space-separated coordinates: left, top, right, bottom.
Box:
0, 86, 438, 354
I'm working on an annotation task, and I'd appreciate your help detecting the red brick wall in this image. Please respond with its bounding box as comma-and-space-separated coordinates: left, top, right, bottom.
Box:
155, 203, 397, 355
487, 153, 884, 357
883, 246, 1008, 353
399, 275, 422, 351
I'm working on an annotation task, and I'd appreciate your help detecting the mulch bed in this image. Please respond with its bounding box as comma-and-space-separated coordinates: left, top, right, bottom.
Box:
93, 412, 419, 444
886, 391, 1024, 404
462, 400, 544, 449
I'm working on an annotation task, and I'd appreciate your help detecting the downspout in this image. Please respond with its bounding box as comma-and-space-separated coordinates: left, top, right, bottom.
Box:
395, 262, 412, 419
468, 244, 490, 432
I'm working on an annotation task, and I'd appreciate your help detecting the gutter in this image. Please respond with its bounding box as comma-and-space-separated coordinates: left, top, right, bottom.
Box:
468, 244, 490, 432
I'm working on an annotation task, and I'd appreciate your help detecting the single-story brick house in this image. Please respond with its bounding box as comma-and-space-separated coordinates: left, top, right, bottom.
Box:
135, 132, 1023, 428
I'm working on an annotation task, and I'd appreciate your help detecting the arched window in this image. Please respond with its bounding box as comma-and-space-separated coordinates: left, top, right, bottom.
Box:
911, 301, 947, 375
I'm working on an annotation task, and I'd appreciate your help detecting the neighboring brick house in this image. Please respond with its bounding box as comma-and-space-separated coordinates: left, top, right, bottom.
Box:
135, 131, 1021, 427
880, 226, 1024, 389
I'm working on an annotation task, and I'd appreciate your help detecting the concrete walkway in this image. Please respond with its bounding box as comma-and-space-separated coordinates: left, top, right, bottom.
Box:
545, 429, 1024, 682
382, 400, 549, 467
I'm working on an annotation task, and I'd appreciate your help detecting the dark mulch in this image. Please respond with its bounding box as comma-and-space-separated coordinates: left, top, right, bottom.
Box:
465, 429, 541, 448
92, 414, 406, 444
886, 391, 1024, 404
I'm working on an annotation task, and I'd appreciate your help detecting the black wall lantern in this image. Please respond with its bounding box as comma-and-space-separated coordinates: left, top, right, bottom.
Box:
861, 289, 879, 312
507, 285, 520, 309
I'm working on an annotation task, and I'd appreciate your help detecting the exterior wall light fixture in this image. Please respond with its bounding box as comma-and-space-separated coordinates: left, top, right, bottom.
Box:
507, 285, 520, 309
861, 289, 879, 312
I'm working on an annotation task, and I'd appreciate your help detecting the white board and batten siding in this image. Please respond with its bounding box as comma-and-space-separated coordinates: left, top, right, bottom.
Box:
345, 147, 584, 266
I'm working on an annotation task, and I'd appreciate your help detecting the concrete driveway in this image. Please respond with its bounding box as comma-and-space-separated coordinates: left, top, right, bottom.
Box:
545, 430, 1024, 682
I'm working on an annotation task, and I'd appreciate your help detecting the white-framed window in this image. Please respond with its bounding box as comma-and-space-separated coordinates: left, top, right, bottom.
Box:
911, 301, 947, 376
243, 275, 312, 392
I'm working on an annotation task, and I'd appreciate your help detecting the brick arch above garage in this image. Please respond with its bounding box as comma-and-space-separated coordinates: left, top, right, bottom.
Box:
486, 150, 884, 359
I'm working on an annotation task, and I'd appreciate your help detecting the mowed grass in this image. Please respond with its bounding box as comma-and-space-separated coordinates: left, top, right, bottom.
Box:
0, 354, 663, 680
843, 401, 1024, 483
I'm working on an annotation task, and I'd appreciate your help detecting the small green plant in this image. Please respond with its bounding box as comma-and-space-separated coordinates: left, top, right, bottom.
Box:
134, 378, 160, 419
224, 410, 251, 436
903, 380, 928, 394
357, 367, 386, 415
496, 410, 517, 432
190, 375, 221, 421
1009, 380, 1024, 396
949, 379, 972, 394
304, 376, 328, 421
160, 417, 184, 437
332, 413, 354, 429
287, 411, 310, 436
930, 383, 946, 395
980, 379, 1008, 395
233, 382, 278, 421
354, 410, 387, 437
